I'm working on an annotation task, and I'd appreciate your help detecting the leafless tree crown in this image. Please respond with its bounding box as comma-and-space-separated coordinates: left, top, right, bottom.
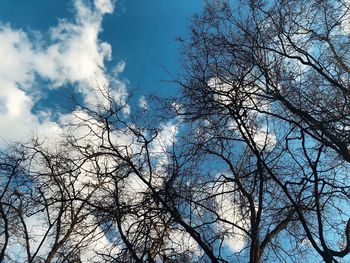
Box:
2, 0, 350, 262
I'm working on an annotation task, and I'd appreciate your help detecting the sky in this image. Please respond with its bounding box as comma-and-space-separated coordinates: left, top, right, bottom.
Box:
0, 0, 246, 257
0, 0, 204, 144
1, 2, 349, 261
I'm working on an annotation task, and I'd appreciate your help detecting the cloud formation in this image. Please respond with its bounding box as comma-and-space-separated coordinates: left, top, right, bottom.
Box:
0, 0, 122, 144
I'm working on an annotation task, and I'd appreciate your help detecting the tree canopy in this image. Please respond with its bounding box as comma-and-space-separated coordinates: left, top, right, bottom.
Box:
2, 0, 350, 262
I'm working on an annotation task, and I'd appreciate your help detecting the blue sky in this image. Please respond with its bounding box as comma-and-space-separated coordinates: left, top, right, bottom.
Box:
101, 0, 203, 95
1, 2, 349, 261
0, 0, 204, 143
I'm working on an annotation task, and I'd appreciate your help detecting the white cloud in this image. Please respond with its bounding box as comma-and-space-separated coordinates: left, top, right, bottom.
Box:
207, 77, 233, 106
207, 77, 276, 151
0, 80, 38, 143
211, 179, 247, 252
94, 0, 115, 14
0, 1, 190, 261
139, 95, 149, 110
114, 60, 126, 74
253, 125, 276, 151
151, 122, 178, 154
0, 27, 34, 87
0, 0, 125, 145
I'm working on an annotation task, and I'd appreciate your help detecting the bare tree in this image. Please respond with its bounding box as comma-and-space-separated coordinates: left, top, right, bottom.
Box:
0, 86, 230, 262
169, 0, 350, 262
3, 1, 350, 262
